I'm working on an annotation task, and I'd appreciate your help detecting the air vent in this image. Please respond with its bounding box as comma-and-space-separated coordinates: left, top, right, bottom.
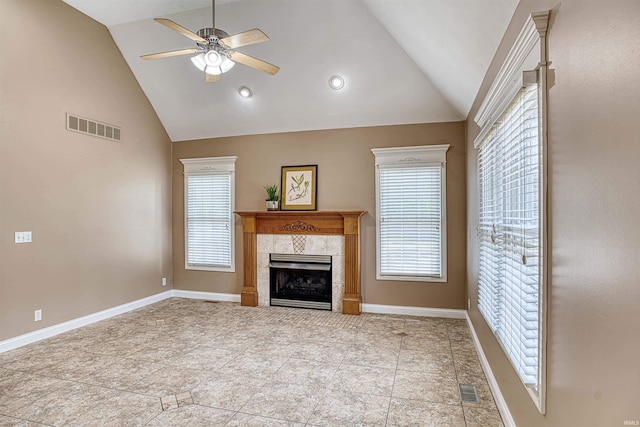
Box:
66, 113, 121, 142
459, 383, 480, 403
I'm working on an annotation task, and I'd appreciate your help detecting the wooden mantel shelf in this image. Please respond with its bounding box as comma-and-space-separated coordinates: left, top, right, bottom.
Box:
235, 210, 366, 315
234, 210, 365, 235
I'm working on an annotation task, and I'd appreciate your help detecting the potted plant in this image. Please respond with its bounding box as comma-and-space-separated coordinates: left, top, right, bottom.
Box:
263, 184, 279, 211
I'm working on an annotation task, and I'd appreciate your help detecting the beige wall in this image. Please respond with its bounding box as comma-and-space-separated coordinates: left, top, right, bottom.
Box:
172, 122, 466, 309
0, 0, 172, 341
466, 0, 640, 425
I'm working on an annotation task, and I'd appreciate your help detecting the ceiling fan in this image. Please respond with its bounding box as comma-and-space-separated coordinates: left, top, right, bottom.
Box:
140, 0, 280, 82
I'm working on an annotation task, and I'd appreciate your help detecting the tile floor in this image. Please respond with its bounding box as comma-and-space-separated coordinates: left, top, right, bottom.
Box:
0, 298, 504, 426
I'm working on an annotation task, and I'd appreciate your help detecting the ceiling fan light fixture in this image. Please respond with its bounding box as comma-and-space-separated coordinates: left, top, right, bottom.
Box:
220, 56, 235, 73
191, 53, 207, 72
238, 85, 253, 98
205, 65, 222, 76
192, 51, 235, 76
329, 74, 345, 90
204, 50, 222, 67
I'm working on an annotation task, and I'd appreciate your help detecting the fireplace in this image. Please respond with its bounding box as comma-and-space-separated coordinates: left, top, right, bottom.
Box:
235, 210, 365, 314
269, 253, 332, 310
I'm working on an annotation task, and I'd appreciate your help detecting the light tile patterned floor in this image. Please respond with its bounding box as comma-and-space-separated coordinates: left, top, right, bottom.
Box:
0, 299, 504, 426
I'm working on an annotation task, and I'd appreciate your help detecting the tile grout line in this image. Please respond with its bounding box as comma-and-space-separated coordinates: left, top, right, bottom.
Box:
447, 319, 470, 427
384, 317, 405, 426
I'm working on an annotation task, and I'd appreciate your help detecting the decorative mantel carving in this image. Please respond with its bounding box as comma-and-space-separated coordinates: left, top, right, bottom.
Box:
234, 210, 366, 315
279, 221, 319, 233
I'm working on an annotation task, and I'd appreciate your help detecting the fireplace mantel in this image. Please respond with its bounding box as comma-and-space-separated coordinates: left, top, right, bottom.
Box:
235, 210, 366, 315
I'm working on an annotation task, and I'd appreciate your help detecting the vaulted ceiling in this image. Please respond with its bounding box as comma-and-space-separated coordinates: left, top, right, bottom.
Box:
62, 0, 518, 141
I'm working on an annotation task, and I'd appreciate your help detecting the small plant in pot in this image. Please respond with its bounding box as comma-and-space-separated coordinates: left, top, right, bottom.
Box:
263, 184, 279, 211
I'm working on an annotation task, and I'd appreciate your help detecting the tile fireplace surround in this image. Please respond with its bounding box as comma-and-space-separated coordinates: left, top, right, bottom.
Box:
258, 235, 344, 312
234, 211, 366, 315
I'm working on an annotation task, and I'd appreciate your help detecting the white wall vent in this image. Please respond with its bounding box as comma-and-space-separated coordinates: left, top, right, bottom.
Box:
66, 113, 121, 142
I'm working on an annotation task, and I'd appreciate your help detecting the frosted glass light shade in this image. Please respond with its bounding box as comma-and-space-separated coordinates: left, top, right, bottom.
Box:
191, 52, 235, 76
191, 53, 206, 71
204, 51, 222, 67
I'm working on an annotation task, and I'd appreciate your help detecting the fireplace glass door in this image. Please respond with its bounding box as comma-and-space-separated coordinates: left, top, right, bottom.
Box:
269, 254, 332, 310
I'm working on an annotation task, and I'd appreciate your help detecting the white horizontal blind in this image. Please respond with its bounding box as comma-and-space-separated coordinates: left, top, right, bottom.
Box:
478, 82, 540, 386
186, 174, 232, 269
379, 165, 443, 278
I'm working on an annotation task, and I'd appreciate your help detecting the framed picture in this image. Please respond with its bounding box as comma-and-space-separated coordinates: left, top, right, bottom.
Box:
280, 165, 318, 210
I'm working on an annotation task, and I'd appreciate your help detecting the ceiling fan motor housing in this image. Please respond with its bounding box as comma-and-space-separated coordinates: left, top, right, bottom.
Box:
197, 28, 230, 42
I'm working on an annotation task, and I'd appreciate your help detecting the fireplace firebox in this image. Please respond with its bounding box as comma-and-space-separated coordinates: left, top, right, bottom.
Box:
269, 253, 332, 310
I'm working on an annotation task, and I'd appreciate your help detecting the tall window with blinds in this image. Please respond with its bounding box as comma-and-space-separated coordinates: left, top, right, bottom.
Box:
180, 157, 237, 272
477, 82, 542, 388
372, 145, 449, 282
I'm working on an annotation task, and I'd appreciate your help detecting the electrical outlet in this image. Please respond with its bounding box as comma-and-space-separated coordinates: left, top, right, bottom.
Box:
162, 277, 167, 286
34, 309, 42, 322
468, 299, 471, 310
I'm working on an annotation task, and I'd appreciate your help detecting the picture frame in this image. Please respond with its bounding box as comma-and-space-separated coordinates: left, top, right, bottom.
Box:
280, 165, 318, 211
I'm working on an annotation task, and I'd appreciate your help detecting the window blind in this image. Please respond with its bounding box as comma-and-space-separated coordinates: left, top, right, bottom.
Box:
185, 174, 232, 269
379, 165, 443, 278
478, 83, 541, 386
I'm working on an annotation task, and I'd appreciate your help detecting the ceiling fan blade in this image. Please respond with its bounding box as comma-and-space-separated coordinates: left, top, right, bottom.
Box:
229, 51, 280, 75
154, 18, 207, 43
140, 48, 200, 60
220, 29, 269, 49
206, 73, 220, 83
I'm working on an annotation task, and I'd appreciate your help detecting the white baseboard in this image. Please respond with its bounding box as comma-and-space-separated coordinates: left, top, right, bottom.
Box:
361, 303, 466, 319
466, 312, 515, 427
0, 291, 173, 354
0, 290, 242, 354
171, 290, 240, 302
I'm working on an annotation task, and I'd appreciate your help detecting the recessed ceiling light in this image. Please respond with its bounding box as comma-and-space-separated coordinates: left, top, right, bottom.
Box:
238, 85, 253, 98
329, 74, 345, 90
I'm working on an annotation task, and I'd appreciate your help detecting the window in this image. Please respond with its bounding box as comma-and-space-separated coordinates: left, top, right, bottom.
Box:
478, 81, 540, 384
179, 156, 237, 272
473, 11, 549, 413
371, 145, 449, 282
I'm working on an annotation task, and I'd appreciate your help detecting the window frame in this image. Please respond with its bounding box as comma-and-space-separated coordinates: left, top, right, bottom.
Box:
473, 11, 550, 414
371, 145, 450, 282
180, 156, 237, 273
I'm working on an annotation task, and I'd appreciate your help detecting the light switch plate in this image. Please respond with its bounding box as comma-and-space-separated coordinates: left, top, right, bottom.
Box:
15, 231, 33, 243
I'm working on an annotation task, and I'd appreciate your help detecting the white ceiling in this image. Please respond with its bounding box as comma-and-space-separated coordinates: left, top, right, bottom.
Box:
62, 0, 518, 141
